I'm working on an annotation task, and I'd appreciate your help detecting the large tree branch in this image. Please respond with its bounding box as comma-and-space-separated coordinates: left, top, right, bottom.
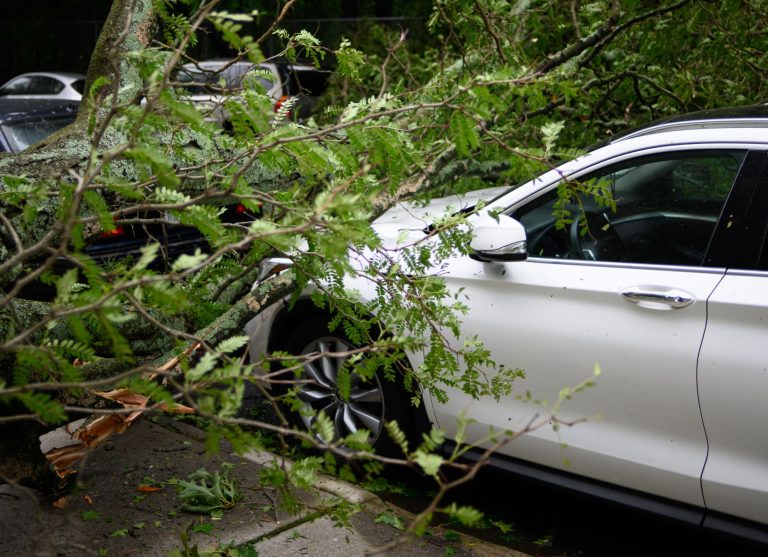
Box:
534, 1, 620, 75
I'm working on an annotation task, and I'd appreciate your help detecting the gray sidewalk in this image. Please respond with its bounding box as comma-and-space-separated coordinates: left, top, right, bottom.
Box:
0, 417, 526, 556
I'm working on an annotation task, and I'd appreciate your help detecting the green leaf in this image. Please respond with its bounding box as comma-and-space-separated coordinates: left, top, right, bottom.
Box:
374, 510, 405, 530
541, 121, 565, 156
187, 352, 218, 382
210, 10, 254, 23
175, 464, 241, 514
83, 190, 115, 233
215, 335, 249, 355
191, 522, 214, 534
440, 502, 484, 527
414, 450, 443, 477
171, 249, 207, 272
154, 187, 190, 204
125, 146, 179, 188
385, 420, 409, 455
16, 392, 66, 424
132, 243, 160, 273
450, 112, 480, 157
490, 519, 516, 534
336, 365, 351, 402
314, 411, 335, 444
336, 37, 365, 80
444, 529, 460, 541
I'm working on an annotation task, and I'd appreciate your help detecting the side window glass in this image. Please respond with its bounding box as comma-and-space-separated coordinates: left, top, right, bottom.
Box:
513, 151, 746, 266
27, 77, 64, 95
0, 77, 31, 94
71, 79, 85, 95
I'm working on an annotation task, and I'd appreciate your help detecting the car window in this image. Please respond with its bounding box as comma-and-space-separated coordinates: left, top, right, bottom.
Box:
283, 68, 329, 96
71, 79, 85, 95
177, 68, 225, 95
26, 77, 65, 95
2, 116, 75, 151
512, 150, 746, 266
0, 77, 31, 95
177, 63, 272, 95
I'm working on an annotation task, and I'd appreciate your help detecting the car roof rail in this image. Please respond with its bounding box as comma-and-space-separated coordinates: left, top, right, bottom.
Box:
609, 105, 768, 144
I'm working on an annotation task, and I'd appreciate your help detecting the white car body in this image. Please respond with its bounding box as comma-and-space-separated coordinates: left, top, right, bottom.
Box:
246, 108, 768, 543
0, 72, 84, 100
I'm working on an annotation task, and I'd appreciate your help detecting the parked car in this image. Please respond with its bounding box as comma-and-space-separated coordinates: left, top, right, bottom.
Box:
246, 105, 768, 545
176, 59, 329, 124
0, 98, 78, 152
0, 72, 85, 101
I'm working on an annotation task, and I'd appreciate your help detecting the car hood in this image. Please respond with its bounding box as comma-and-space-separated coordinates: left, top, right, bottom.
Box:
372, 186, 509, 246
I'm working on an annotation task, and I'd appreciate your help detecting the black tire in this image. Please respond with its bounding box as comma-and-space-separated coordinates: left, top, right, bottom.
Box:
274, 316, 418, 457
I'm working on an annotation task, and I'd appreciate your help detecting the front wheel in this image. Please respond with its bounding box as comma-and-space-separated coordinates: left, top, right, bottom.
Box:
274, 316, 419, 456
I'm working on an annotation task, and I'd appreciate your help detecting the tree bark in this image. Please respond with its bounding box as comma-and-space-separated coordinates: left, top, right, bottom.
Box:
0, 0, 164, 488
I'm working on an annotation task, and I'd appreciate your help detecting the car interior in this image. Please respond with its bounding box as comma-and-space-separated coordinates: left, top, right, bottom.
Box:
512, 150, 746, 266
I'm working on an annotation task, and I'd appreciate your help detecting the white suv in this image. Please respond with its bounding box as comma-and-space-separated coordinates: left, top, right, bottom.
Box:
247, 106, 768, 545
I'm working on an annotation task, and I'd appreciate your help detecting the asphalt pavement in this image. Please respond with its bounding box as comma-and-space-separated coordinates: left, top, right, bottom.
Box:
0, 416, 526, 557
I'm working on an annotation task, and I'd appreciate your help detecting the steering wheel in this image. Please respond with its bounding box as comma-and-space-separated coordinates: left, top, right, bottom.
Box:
569, 211, 626, 262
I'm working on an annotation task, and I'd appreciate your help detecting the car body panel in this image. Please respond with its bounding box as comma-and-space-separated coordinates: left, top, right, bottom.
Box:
429, 257, 722, 507
0, 72, 84, 100
698, 270, 768, 525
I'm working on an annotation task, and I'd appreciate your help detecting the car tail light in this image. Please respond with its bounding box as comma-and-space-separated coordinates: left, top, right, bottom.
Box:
99, 225, 125, 239
274, 95, 292, 118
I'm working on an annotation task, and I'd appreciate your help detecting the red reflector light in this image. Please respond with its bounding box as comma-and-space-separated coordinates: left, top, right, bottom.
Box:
274, 95, 292, 118
99, 225, 125, 239
274, 95, 288, 113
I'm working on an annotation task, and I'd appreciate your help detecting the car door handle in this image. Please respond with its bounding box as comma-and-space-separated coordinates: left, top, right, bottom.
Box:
620, 288, 694, 308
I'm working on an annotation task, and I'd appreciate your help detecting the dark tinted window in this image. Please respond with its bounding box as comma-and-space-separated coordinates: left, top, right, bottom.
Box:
2, 115, 75, 151
283, 68, 329, 96
0, 77, 31, 95
177, 63, 272, 95
514, 150, 746, 266
26, 77, 64, 95
71, 79, 85, 94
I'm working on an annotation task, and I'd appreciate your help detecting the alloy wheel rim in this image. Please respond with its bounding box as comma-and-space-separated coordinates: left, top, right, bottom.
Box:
297, 336, 385, 444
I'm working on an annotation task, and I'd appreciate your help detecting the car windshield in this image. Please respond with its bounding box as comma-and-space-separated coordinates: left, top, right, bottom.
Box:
2, 116, 74, 150
177, 67, 272, 95
177, 69, 223, 95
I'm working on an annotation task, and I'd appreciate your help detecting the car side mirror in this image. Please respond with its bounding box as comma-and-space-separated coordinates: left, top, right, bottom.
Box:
469, 212, 528, 262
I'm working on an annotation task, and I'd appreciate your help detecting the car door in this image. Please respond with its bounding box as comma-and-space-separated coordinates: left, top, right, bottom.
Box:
698, 152, 768, 531
428, 147, 750, 508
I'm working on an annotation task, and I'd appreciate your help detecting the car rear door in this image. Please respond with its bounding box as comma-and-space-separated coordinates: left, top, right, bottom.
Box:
428, 146, 756, 511
698, 150, 768, 534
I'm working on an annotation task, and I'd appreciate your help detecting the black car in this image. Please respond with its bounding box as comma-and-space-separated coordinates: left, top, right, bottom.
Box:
0, 98, 78, 152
